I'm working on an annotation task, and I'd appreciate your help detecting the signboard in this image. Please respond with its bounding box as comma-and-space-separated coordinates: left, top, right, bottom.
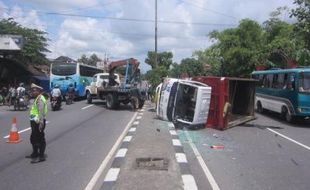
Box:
0, 35, 24, 51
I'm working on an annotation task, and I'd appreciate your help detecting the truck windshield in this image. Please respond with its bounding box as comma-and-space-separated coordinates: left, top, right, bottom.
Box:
299, 72, 310, 92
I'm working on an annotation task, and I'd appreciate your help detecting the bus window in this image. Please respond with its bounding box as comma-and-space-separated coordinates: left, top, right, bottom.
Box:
299, 72, 310, 92
285, 73, 296, 90
272, 74, 278, 88
266, 74, 273, 88
279, 74, 284, 88
257, 74, 264, 87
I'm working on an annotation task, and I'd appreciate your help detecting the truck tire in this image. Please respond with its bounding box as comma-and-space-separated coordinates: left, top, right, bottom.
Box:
106, 93, 119, 109
138, 99, 145, 109
131, 97, 138, 110
86, 91, 92, 104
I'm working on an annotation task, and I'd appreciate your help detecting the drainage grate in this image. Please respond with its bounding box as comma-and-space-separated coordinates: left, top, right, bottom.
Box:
135, 157, 169, 171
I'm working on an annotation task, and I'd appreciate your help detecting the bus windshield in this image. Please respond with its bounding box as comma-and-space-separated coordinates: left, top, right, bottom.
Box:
299, 72, 310, 92
52, 63, 76, 76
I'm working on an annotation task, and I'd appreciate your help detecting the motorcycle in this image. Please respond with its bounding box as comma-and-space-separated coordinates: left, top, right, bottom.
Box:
65, 92, 74, 105
13, 95, 29, 111
51, 96, 61, 111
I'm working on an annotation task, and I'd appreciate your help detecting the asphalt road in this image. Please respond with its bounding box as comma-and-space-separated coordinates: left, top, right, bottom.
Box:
180, 112, 310, 190
0, 99, 135, 190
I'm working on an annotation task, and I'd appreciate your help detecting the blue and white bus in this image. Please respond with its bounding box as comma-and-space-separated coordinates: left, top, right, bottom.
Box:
252, 68, 310, 122
50, 62, 103, 97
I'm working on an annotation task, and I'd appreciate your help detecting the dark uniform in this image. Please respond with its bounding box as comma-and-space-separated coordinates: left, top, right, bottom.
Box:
27, 84, 48, 163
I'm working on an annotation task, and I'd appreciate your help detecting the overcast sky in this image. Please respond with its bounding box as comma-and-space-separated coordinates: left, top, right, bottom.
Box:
0, 0, 294, 72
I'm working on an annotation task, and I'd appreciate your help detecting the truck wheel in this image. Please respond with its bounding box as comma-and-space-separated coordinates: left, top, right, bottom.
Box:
131, 97, 138, 110
138, 99, 145, 109
86, 91, 92, 104
106, 93, 118, 109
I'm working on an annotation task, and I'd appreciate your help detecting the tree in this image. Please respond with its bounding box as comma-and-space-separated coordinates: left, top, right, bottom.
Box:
89, 53, 101, 66
194, 47, 222, 76
0, 18, 50, 65
290, 0, 310, 65
145, 51, 173, 69
144, 51, 173, 95
291, 0, 310, 50
78, 54, 88, 65
77, 53, 102, 66
178, 58, 205, 77
208, 19, 265, 77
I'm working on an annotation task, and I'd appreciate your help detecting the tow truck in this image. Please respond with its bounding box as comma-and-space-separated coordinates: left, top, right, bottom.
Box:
86, 58, 146, 109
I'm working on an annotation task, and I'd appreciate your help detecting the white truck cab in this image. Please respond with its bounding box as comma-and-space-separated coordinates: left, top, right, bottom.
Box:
86, 73, 120, 103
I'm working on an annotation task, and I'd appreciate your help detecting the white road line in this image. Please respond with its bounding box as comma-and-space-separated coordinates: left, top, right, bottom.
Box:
82, 105, 94, 110
129, 127, 136, 132
168, 123, 175, 129
136, 116, 142, 120
172, 139, 182, 146
3, 127, 31, 138
133, 121, 139, 125
115, 148, 128, 158
267, 128, 310, 151
175, 153, 188, 163
169, 130, 177, 136
138, 112, 144, 116
123, 136, 132, 142
84, 112, 138, 190
103, 168, 120, 182
182, 175, 198, 190
184, 130, 220, 190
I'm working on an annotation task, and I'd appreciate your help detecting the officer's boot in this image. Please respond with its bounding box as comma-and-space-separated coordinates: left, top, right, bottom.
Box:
30, 144, 41, 163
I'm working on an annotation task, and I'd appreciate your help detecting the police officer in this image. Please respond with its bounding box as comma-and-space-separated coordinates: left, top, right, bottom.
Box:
26, 83, 48, 163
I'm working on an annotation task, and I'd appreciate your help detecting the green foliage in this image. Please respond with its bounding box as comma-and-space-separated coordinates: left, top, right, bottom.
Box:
144, 66, 168, 94
144, 51, 174, 95
0, 18, 50, 64
145, 51, 173, 69
169, 58, 205, 78
291, 0, 310, 50
207, 19, 265, 77
77, 53, 101, 66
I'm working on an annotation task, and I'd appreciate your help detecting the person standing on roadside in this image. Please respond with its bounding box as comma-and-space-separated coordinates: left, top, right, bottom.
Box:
26, 83, 48, 163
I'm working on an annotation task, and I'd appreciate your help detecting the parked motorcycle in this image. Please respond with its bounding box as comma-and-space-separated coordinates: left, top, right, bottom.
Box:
51, 96, 61, 111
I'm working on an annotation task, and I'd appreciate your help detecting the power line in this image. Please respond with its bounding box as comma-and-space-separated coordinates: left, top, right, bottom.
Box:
55, 0, 127, 14
1, 6, 236, 27
181, 0, 237, 20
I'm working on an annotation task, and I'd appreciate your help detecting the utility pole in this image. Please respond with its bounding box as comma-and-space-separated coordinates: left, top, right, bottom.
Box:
155, 0, 158, 68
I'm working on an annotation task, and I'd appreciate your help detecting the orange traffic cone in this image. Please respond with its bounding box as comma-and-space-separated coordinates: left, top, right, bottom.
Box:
6, 117, 22, 143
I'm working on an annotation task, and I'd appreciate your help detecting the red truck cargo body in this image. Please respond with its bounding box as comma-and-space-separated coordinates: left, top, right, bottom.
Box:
192, 76, 256, 130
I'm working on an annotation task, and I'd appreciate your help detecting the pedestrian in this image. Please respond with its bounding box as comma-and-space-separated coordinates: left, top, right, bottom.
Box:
26, 83, 48, 163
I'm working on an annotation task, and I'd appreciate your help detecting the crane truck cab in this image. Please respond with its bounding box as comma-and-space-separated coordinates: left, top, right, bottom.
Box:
95, 58, 146, 110
85, 73, 120, 104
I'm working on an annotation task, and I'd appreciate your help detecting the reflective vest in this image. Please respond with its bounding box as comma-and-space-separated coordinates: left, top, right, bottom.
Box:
30, 94, 48, 120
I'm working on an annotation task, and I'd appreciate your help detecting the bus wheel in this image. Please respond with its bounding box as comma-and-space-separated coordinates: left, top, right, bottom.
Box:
86, 91, 92, 104
256, 101, 263, 113
282, 106, 293, 123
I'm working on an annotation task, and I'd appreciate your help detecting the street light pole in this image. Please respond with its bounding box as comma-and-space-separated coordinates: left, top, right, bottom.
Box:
155, 0, 158, 68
